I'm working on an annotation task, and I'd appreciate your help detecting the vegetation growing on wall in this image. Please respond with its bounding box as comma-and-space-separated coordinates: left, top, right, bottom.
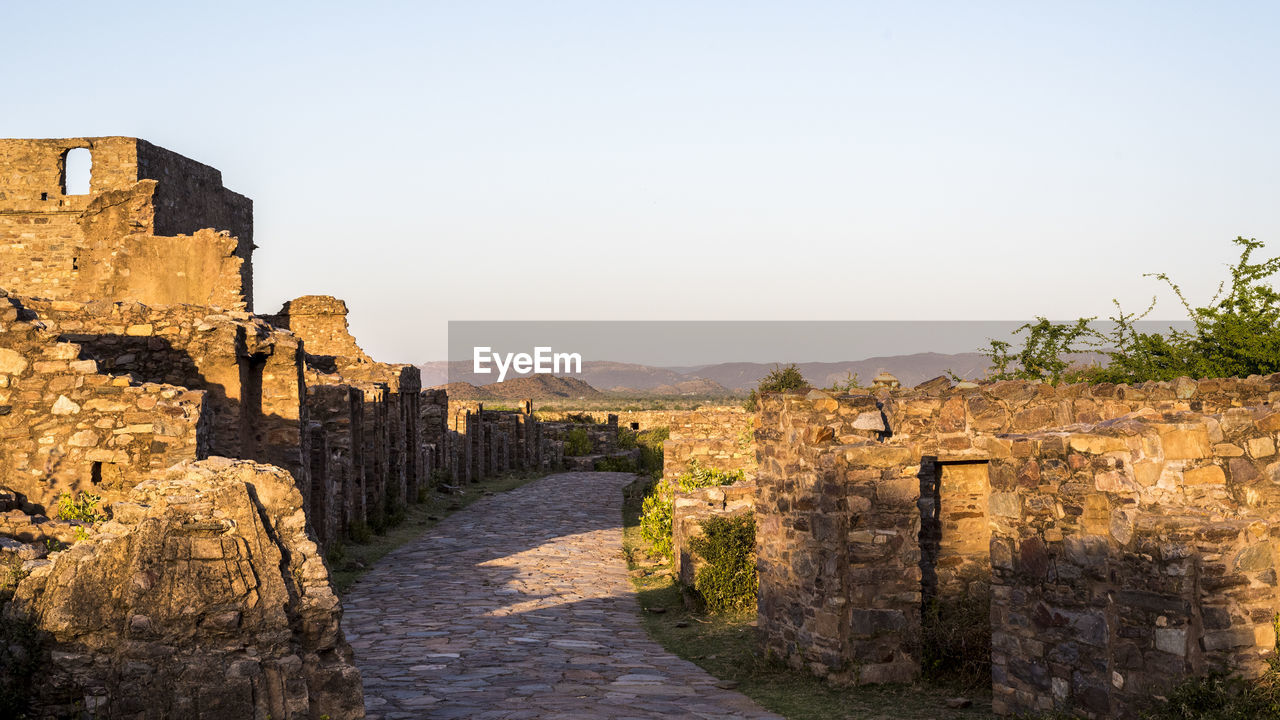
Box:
986, 237, 1280, 384
1140, 616, 1280, 719
639, 460, 746, 560
744, 363, 810, 411
593, 456, 638, 472
689, 513, 757, 613
563, 427, 592, 456
636, 427, 669, 478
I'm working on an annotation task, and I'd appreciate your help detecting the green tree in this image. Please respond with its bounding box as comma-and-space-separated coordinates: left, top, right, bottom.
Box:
985, 237, 1280, 384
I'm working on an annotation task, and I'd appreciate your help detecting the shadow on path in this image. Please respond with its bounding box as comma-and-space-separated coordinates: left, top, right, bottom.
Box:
343, 471, 783, 720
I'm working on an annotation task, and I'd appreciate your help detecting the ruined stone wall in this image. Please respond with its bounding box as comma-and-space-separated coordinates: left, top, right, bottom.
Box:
755, 390, 920, 683
537, 406, 753, 440
0, 137, 252, 310
20, 298, 307, 485
988, 408, 1280, 717
673, 482, 756, 597
266, 296, 431, 538
0, 293, 207, 512
754, 372, 1280, 714
7, 459, 362, 720
455, 406, 561, 482
265, 295, 369, 361
420, 389, 450, 481
303, 376, 364, 547
328, 363, 419, 530
663, 436, 756, 481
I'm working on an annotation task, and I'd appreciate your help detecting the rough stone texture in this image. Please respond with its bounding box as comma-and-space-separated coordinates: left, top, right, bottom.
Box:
0, 139, 468, 717
988, 408, 1280, 717
755, 390, 922, 684
266, 296, 370, 362
0, 137, 253, 310
8, 458, 362, 719
539, 407, 754, 441
448, 403, 569, 485
420, 388, 451, 482
0, 293, 207, 511
267, 296, 426, 539
664, 436, 757, 482
345, 471, 782, 720
753, 374, 1280, 715
535, 407, 758, 481
19, 297, 306, 483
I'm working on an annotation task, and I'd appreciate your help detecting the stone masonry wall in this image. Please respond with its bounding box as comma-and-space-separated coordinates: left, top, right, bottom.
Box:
0, 137, 253, 311
664, 436, 756, 481
0, 139, 381, 717
266, 296, 427, 540
451, 404, 562, 484
21, 298, 307, 482
537, 407, 754, 440
754, 373, 1280, 703
755, 390, 920, 683
988, 407, 1280, 717
0, 293, 207, 512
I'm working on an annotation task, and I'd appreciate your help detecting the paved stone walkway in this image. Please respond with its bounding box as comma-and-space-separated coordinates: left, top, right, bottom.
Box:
344, 471, 783, 720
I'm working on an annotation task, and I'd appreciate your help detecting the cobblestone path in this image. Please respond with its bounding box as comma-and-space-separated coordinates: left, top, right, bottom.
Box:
344, 471, 783, 720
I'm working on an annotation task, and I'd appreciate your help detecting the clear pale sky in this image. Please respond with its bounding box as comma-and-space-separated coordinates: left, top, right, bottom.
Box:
3, 2, 1277, 362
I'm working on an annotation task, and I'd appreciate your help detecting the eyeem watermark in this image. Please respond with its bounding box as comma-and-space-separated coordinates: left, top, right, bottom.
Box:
473, 346, 582, 382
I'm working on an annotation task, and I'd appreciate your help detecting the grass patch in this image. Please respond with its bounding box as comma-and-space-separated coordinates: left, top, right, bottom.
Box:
331, 470, 546, 594
621, 478, 996, 720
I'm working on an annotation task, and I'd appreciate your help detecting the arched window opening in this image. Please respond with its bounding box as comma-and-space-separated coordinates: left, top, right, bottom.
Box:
63, 148, 92, 195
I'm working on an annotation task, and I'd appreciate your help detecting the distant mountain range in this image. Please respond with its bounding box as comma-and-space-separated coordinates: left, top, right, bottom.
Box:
420, 351, 994, 394
438, 375, 603, 402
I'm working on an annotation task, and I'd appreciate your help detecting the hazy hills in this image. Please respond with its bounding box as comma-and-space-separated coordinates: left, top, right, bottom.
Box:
421, 351, 993, 395
437, 375, 603, 402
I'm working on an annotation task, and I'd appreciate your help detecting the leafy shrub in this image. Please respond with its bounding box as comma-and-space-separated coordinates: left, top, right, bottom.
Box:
616, 427, 638, 450
636, 427, 669, 479
984, 318, 1095, 385
689, 513, 757, 613
744, 363, 810, 411
639, 460, 746, 560
55, 492, 105, 526
564, 427, 592, 456
639, 485, 676, 559
987, 237, 1280, 384
594, 456, 638, 473
921, 582, 992, 690
564, 412, 596, 424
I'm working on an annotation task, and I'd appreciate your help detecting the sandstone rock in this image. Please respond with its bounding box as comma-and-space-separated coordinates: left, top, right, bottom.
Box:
8, 459, 363, 720
0, 347, 28, 375
50, 395, 80, 415
1247, 436, 1276, 458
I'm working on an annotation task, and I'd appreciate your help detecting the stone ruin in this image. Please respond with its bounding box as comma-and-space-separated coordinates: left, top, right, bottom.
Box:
8, 136, 1280, 720
0, 136, 508, 717
446, 401, 568, 482
735, 373, 1280, 717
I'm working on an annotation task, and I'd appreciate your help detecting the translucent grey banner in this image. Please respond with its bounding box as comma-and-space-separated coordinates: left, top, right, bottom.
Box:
433, 320, 1195, 393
